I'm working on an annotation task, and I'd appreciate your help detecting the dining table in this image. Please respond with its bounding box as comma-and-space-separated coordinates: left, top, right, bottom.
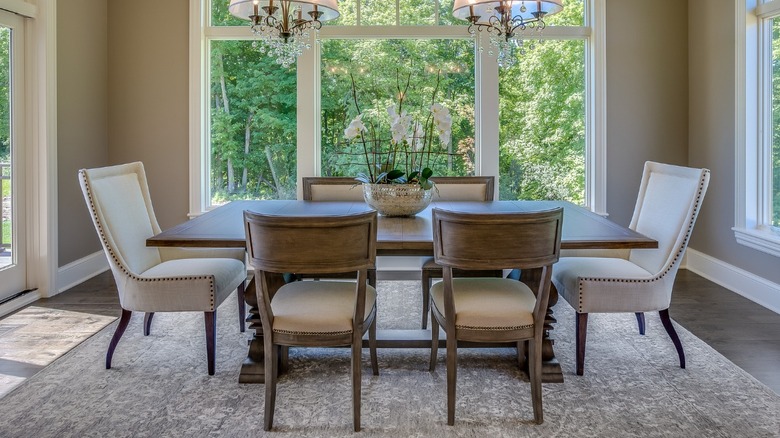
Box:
147, 199, 657, 384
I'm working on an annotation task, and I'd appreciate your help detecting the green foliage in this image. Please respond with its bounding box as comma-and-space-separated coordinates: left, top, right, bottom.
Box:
0, 27, 10, 163
1, 175, 9, 248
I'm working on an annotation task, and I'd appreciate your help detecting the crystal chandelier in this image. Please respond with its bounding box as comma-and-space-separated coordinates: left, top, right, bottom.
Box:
452, 0, 564, 68
228, 0, 339, 68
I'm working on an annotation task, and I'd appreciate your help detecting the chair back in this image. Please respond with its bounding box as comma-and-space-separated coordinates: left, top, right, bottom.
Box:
302, 177, 364, 201
627, 162, 710, 276
79, 162, 162, 276
430, 176, 494, 201
244, 210, 377, 275
432, 207, 563, 271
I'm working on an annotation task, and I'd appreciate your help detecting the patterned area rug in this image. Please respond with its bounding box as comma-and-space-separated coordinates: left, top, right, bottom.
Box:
0, 280, 778, 437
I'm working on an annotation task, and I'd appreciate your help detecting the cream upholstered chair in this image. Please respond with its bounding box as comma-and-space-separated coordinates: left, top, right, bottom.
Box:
420, 176, 500, 329
429, 207, 563, 425
244, 209, 379, 431
552, 161, 710, 376
79, 162, 247, 375
301, 176, 376, 286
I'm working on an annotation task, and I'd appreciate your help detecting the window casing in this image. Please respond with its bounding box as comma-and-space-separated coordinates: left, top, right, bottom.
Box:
190, 0, 606, 215
736, 0, 780, 256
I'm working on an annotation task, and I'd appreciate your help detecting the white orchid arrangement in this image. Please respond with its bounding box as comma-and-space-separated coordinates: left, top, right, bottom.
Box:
343, 71, 453, 190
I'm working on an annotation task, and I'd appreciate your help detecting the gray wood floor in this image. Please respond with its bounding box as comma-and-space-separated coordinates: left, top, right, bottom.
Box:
1, 269, 779, 395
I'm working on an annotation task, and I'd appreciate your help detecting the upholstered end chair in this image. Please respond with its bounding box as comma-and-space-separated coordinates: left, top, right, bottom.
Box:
552, 161, 710, 376
428, 207, 563, 425
79, 162, 247, 375
244, 209, 379, 431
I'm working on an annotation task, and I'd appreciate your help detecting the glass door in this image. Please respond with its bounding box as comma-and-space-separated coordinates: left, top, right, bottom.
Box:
0, 10, 25, 303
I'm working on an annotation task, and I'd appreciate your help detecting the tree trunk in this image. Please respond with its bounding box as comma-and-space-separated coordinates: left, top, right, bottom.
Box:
264, 145, 282, 199
227, 157, 235, 193
242, 113, 254, 191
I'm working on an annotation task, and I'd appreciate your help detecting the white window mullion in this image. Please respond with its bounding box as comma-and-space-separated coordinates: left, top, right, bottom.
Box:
296, 34, 319, 199
475, 46, 499, 191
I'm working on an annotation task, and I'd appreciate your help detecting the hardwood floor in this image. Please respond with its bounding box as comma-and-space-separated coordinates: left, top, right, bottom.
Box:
0, 269, 779, 396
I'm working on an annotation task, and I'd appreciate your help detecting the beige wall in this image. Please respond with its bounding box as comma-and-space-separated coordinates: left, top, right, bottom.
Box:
57, 0, 108, 266
605, 0, 690, 226
688, 0, 780, 284
107, 0, 190, 230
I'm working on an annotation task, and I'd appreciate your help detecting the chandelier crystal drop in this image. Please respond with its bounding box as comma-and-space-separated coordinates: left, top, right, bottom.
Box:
229, 0, 339, 67
453, 0, 563, 68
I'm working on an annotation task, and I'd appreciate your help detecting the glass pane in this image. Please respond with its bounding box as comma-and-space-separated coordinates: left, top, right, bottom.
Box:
321, 39, 475, 180
0, 27, 10, 269
498, 39, 586, 202
544, 0, 585, 26
360, 0, 397, 25
772, 18, 780, 227
328, 0, 357, 25
438, 0, 458, 25
210, 0, 246, 26
399, 0, 436, 26
209, 40, 297, 205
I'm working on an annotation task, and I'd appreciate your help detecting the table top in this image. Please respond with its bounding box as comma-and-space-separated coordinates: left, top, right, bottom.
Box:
147, 200, 657, 255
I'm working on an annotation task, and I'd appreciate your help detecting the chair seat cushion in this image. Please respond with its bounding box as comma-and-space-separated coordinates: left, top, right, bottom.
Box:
431, 278, 536, 331
552, 257, 656, 313
272, 281, 377, 336
139, 258, 246, 310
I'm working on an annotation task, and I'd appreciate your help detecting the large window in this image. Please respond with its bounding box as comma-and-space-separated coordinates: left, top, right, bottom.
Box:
193, 0, 604, 213
736, 0, 780, 256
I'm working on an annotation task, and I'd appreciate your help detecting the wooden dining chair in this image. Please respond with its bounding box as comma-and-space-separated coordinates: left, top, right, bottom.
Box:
552, 161, 710, 376
420, 176, 501, 329
244, 209, 379, 432
429, 207, 563, 425
300, 177, 376, 287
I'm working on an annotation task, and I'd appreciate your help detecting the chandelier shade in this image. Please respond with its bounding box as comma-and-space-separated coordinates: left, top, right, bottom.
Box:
228, 0, 340, 24
452, 0, 563, 23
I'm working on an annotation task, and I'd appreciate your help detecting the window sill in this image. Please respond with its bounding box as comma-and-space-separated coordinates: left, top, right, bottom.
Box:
733, 227, 780, 258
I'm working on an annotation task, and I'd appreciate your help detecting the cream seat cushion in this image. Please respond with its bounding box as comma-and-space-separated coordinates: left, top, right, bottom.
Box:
272, 281, 377, 336
552, 257, 656, 314
138, 258, 246, 312
431, 278, 536, 331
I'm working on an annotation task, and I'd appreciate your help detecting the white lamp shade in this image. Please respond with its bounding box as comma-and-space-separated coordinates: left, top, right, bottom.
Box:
229, 0, 340, 23
452, 0, 563, 22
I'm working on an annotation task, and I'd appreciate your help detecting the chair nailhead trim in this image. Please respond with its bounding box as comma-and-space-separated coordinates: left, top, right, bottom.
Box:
274, 329, 353, 336
457, 324, 534, 331
79, 170, 217, 309
575, 170, 710, 313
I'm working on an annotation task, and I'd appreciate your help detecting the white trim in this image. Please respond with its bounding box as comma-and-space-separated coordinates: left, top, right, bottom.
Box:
0, 0, 36, 19
0, 289, 40, 318
189, 0, 206, 217
56, 251, 109, 294
685, 248, 780, 315
297, 34, 318, 198
587, 0, 607, 216
733, 226, 780, 257
26, 0, 57, 298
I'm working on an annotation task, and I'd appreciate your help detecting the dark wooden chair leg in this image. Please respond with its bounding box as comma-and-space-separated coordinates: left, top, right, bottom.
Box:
421, 270, 431, 329
429, 314, 440, 372
368, 268, 377, 288
263, 338, 278, 431
529, 337, 543, 424
516, 340, 528, 370
351, 331, 363, 432
575, 312, 588, 376
446, 333, 458, 426
279, 346, 289, 374
369, 316, 379, 376
635, 312, 645, 335
659, 309, 686, 369
106, 309, 132, 369
205, 311, 217, 376
237, 282, 246, 333
143, 312, 154, 336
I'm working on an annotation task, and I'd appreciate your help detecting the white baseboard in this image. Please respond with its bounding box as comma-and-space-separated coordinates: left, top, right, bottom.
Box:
0, 290, 41, 318
684, 248, 780, 315
55, 251, 109, 296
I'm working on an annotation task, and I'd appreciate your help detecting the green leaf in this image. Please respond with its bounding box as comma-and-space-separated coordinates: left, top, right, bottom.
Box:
386, 169, 405, 180
421, 167, 433, 179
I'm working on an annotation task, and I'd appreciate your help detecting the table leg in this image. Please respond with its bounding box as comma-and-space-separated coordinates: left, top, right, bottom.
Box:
520, 268, 564, 383
238, 273, 286, 384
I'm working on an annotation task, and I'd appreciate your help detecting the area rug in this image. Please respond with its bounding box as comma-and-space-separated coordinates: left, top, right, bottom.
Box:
0, 281, 778, 437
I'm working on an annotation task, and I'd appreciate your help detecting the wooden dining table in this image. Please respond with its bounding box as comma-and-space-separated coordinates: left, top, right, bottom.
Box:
148, 200, 657, 384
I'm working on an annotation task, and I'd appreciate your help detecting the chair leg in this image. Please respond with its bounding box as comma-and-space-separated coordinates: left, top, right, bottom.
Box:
368, 268, 377, 288
421, 270, 431, 329
429, 315, 440, 372
369, 316, 379, 376
529, 337, 544, 424
351, 333, 363, 432
446, 334, 458, 426
106, 309, 132, 369
204, 311, 217, 376
575, 313, 588, 376
237, 281, 246, 333
263, 338, 278, 431
143, 312, 154, 336
659, 309, 686, 369
279, 346, 289, 374
635, 312, 645, 335
516, 340, 528, 370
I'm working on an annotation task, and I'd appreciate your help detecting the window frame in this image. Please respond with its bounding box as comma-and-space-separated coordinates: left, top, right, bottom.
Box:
189, 0, 606, 215
735, 0, 780, 256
